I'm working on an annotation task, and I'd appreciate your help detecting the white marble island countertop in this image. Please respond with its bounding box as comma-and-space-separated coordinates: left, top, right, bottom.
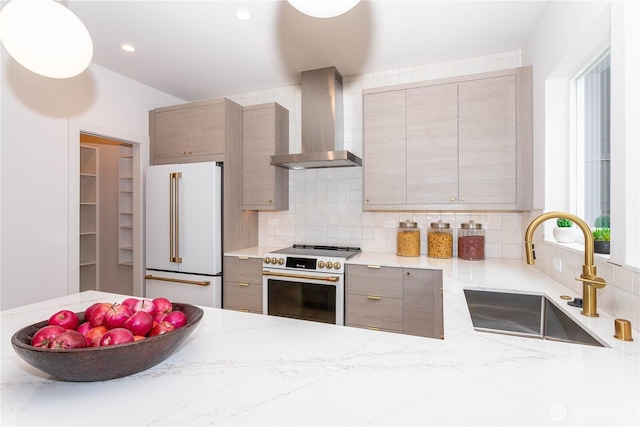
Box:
2, 258, 639, 426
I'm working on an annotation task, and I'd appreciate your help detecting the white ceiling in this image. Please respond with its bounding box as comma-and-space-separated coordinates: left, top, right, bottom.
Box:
66, 0, 548, 102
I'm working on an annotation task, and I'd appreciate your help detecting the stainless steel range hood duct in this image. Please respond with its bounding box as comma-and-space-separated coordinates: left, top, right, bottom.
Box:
271, 67, 362, 169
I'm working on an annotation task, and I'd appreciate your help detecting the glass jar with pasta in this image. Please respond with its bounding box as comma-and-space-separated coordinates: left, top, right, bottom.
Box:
397, 220, 420, 257
427, 221, 453, 259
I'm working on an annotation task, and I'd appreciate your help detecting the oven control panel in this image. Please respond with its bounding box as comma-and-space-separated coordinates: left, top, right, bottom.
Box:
263, 256, 344, 273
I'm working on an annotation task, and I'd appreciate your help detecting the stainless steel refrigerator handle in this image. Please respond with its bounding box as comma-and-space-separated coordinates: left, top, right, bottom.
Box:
169, 172, 183, 264
145, 274, 209, 286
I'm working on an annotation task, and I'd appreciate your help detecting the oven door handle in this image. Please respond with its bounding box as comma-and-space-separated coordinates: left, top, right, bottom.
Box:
262, 271, 340, 282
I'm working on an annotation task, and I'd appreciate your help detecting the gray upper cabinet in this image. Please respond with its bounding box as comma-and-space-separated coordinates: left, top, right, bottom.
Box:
149, 97, 258, 253
242, 103, 289, 211
362, 90, 406, 205
458, 75, 518, 204
150, 98, 228, 165
406, 83, 459, 204
363, 66, 532, 211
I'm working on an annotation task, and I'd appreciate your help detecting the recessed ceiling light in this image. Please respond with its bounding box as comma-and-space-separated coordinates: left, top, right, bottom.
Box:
235, 9, 252, 21
120, 43, 136, 53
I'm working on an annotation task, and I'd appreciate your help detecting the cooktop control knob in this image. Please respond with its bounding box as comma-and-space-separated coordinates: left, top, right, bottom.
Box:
325, 261, 333, 269
264, 257, 271, 264
333, 262, 341, 270
317, 261, 325, 268
277, 258, 285, 265
270, 257, 278, 264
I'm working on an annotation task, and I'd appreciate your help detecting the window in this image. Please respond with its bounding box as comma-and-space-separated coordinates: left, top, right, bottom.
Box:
574, 51, 611, 229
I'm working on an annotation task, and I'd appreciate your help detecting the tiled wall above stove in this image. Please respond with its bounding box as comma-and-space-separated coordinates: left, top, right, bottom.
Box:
228, 50, 525, 257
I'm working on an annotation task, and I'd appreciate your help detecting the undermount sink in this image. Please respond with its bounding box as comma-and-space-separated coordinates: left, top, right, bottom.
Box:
463, 289, 607, 347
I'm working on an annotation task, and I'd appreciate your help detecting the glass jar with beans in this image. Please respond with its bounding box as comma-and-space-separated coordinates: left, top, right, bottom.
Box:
458, 221, 485, 260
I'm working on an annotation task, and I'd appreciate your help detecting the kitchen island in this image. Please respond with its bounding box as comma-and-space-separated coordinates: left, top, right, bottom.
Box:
2, 258, 639, 426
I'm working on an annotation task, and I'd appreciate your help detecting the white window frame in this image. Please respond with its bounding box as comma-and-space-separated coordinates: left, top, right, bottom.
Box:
572, 50, 611, 235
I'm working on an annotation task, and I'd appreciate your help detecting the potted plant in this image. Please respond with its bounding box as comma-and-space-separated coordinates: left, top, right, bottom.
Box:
592, 215, 610, 254
553, 217, 576, 243
593, 227, 610, 254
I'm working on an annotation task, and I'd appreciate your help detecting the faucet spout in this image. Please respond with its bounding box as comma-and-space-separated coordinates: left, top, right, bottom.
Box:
524, 211, 606, 317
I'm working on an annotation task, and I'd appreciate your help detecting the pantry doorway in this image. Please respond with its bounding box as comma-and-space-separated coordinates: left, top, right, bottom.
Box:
68, 120, 146, 298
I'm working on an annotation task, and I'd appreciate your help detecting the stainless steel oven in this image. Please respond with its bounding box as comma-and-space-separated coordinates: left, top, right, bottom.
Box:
262, 245, 361, 325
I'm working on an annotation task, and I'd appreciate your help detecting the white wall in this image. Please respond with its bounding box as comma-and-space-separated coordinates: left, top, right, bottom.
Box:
611, 0, 640, 269
524, 1, 640, 326
0, 47, 183, 310
525, 0, 611, 215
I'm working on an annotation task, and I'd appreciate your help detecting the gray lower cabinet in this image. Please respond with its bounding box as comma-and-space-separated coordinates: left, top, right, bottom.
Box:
223, 256, 263, 314
402, 268, 444, 338
346, 264, 444, 339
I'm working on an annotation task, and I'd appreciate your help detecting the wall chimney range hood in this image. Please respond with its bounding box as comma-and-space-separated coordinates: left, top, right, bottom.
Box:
271, 67, 362, 169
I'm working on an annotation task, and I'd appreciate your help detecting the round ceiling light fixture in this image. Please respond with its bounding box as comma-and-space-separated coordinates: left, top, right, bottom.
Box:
287, 0, 360, 19
0, 0, 93, 78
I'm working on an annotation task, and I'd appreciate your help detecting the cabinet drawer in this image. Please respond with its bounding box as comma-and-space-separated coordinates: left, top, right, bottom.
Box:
223, 281, 263, 313
346, 294, 403, 332
346, 265, 403, 298
223, 256, 263, 283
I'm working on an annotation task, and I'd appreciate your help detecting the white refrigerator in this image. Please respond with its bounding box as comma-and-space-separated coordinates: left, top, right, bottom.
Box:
145, 162, 222, 308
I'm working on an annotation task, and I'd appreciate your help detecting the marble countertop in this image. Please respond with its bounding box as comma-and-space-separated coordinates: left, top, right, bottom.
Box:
2, 257, 639, 426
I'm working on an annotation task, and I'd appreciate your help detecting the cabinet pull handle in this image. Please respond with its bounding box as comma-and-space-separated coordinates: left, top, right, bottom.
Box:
238, 256, 249, 260
367, 326, 381, 331
237, 308, 249, 313
262, 271, 340, 282
145, 274, 209, 286
367, 265, 381, 269
237, 282, 249, 287
367, 295, 381, 300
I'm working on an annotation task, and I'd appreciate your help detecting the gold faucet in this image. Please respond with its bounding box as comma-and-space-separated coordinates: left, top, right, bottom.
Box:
525, 211, 606, 317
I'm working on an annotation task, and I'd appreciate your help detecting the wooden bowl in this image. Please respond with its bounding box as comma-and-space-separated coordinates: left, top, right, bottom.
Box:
11, 303, 203, 382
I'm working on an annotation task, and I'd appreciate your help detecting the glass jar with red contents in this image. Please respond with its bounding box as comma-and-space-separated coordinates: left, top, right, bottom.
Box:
458, 221, 485, 260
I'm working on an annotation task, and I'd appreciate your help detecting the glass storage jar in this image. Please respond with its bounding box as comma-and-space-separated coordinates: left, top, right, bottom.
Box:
397, 220, 420, 257
427, 221, 453, 259
458, 221, 485, 260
